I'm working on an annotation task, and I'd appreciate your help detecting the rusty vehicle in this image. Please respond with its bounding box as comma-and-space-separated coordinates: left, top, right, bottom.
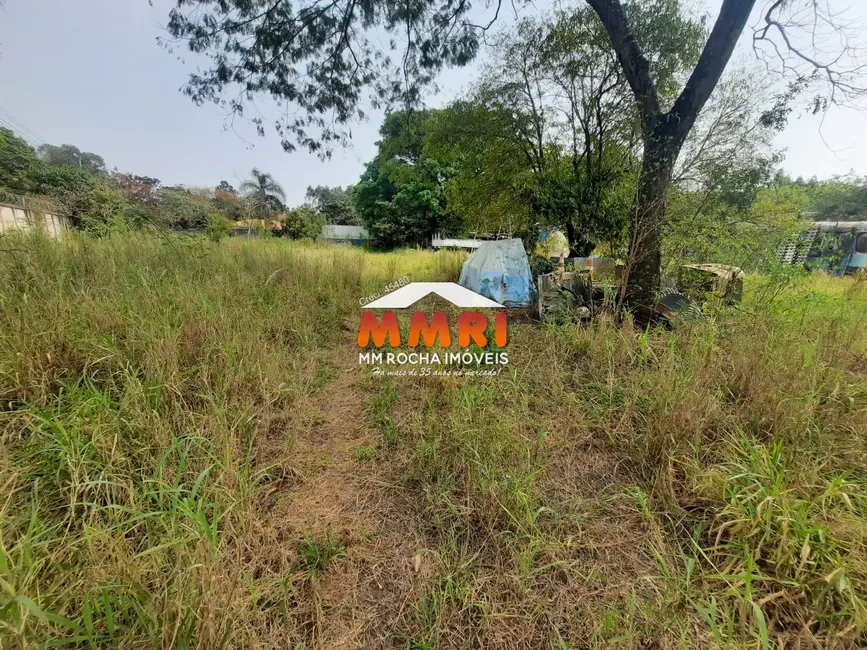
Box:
678, 263, 744, 305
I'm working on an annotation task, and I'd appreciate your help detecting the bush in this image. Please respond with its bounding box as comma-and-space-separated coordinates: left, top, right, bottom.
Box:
26, 165, 128, 230
205, 213, 234, 241
154, 186, 211, 230
280, 205, 324, 239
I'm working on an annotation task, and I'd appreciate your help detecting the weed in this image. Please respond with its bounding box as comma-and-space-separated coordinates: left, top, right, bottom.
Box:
297, 529, 346, 573
354, 444, 377, 462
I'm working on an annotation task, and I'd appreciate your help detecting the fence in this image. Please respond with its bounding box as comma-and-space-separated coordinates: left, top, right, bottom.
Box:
0, 192, 71, 237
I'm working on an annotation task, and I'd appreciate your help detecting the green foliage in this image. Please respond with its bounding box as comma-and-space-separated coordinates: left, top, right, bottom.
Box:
37, 143, 106, 174
419, 2, 704, 250
0, 127, 41, 193
280, 204, 324, 239
216, 180, 236, 194
530, 153, 635, 254
205, 212, 234, 241
622, 0, 706, 99
774, 173, 867, 221
424, 102, 535, 235
163, 0, 487, 154
665, 180, 809, 271
122, 204, 158, 228
154, 185, 211, 229
354, 111, 460, 249
811, 177, 867, 219
305, 185, 359, 225
26, 165, 128, 230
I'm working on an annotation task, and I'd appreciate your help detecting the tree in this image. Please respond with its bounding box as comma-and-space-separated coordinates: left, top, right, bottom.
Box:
111, 173, 161, 205
154, 186, 212, 230
38, 144, 106, 174
354, 111, 459, 249
0, 128, 41, 193
305, 185, 360, 225
163, 0, 490, 154
216, 180, 236, 194
424, 5, 702, 254
240, 168, 286, 220
465, 6, 704, 254
584, 0, 864, 304
424, 102, 536, 237
804, 175, 867, 221
167, 0, 865, 304
211, 187, 246, 221
664, 153, 800, 272
280, 205, 325, 239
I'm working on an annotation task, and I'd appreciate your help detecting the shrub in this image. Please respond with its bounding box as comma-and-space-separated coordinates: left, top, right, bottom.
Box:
205, 212, 234, 241
153, 186, 211, 230
280, 204, 324, 239
26, 165, 128, 230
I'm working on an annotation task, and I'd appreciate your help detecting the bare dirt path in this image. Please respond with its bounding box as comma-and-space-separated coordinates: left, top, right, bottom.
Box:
256, 339, 423, 649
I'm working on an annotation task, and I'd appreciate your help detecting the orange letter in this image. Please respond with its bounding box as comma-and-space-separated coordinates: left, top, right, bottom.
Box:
458, 312, 488, 347
408, 312, 451, 347
358, 312, 400, 347
494, 312, 508, 347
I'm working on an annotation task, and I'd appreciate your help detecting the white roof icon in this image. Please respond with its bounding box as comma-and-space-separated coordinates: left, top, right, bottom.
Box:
363, 282, 504, 309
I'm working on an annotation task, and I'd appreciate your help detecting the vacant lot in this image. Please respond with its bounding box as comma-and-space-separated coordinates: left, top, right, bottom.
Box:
1, 233, 865, 649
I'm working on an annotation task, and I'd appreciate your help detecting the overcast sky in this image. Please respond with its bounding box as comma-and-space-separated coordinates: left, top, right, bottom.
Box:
1, 0, 866, 205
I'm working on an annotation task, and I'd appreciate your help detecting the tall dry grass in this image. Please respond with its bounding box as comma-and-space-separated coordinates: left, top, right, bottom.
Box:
0, 232, 865, 649
380, 270, 867, 649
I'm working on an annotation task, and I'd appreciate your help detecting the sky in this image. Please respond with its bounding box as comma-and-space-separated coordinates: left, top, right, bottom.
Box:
1, 0, 866, 205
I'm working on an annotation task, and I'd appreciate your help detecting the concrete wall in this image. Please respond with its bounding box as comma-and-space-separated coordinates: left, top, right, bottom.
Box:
0, 203, 71, 237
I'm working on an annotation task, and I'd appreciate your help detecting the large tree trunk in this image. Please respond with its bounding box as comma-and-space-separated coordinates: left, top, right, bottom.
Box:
623, 129, 682, 307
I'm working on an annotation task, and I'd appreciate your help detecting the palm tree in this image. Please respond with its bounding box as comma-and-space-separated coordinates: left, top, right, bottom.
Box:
239, 168, 286, 231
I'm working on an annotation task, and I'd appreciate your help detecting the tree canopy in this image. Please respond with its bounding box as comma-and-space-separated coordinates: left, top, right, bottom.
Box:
37, 144, 106, 174
0, 128, 40, 193
354, 110, 459, 249
305, 185, 360, 225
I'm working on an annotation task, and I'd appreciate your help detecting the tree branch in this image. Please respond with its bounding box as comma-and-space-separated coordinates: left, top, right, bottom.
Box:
753, 0, 867, 108
585, 0, 660, 132
668, 0, 756, 142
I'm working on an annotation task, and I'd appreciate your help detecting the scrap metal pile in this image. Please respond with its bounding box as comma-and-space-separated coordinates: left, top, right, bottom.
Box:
458, 236, 744, 325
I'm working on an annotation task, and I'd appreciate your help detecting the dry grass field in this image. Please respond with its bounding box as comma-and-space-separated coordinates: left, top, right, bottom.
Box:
1, 232, 865, 649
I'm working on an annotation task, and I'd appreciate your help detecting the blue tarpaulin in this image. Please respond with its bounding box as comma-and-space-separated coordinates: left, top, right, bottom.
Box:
458, 239, 535, 307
